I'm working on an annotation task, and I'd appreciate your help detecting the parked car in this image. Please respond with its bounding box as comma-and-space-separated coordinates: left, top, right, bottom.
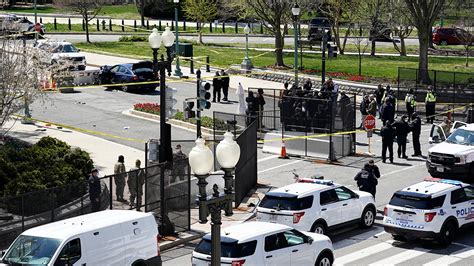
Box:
191, 221, 334, 266
256, 177, 376, 235
432, 27, 474, 46
99, 61, 157, 92
308, 17, 332, 42
0, 14, 45, 37
35, 40, 86, 71
0, 210, 161, 265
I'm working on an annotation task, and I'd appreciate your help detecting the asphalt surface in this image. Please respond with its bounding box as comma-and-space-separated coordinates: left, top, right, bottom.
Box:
27, 81, 474, 266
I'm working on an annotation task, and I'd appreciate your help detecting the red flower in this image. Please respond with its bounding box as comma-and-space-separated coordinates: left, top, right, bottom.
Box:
347, 75, 367, 82
134, 103, 161, 115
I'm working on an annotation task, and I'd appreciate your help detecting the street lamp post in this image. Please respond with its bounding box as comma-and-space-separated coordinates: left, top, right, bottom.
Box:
189, 130, 241, 266
173, 0, 183, 77
292, 2, 301, 88
241, 24, 253, 70
322, 30, 328, 84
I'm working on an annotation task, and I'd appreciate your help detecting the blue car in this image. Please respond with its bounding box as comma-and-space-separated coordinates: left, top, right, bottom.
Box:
99, 61, 157, 92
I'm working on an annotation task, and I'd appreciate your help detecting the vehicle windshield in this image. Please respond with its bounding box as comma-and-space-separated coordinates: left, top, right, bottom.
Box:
446, 128, 474, 146
2, 235, 61, 265
195, 239, 257, 258
259, 195, 313, 211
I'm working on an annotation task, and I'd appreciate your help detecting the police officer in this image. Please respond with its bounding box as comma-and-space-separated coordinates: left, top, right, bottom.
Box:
380, 120, 395, 163
127, 159, 145, 210
410, 112, 422, 157
354, 160, 380, 198
114, 155, 127, 202
392, 115, 411, 159
212, 71, 222, 102
405, 88, 416, 120
425, 86, 436, 124
87, 169, 101, 212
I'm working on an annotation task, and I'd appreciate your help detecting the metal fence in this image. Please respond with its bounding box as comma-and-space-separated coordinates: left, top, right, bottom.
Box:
0, 161, 191, 250
397, 67, 474, 121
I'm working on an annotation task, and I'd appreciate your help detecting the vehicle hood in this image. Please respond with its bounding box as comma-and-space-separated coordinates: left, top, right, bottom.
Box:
56, 52, 85, 59
429, 142, 474, 155
354, 190, 375, 204
302, 232, 333, 250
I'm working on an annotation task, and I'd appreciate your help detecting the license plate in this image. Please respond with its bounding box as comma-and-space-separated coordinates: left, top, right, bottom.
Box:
269, 214, 278, 220
437, 167, 444, 172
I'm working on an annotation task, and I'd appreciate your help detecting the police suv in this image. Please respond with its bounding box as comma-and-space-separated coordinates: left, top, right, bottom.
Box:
383, 178, 474, 245
256, 178, 376, 235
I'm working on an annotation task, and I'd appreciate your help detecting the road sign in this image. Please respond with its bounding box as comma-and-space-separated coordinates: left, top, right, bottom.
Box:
364, 115, 376, 130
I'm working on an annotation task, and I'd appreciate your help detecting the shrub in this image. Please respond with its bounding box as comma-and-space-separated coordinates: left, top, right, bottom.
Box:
119, 35, 147, 42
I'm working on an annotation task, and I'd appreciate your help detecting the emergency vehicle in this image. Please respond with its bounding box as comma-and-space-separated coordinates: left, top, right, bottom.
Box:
383, 178, 474, 245
256, 177, 376, 235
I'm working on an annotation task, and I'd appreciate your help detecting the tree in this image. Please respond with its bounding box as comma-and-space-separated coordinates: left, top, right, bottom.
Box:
0, 38, 48, 130
320, 0, 357, 55
136, 0, 147, 27
455, 26, 474, 67
69, 0, 102, 43
353, 34, 371, 75
183, 0, 218, 44
387, 0, 413, 56
403, 0, 447, 84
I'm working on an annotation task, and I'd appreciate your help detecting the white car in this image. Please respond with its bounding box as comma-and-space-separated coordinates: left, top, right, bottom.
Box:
35, 40, 87, 70
427, 122, 473, 180
256, 178, 376, 235
383, 178, 474, 245
191, 221, 334, 266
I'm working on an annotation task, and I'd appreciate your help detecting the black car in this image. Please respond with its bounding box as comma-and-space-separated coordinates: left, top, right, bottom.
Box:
99, 61, 157, 92
308, 17, 332, 42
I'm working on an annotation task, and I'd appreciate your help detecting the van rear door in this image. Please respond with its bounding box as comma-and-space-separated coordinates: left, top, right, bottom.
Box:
82, 225, 125, 265
121, 215, 159, 265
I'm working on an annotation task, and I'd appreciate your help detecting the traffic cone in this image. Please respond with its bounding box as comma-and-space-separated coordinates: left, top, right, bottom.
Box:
279, 141, 289, 159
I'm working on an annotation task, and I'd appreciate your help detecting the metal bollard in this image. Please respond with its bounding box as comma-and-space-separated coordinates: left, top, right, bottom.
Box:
68, 18, 71, 30
183, 19, 186, 31
171, 20, 174, 31
235, 22, 238, 33
82, 19, 85, 31
109, 19, 112, 31
147, 20, 150, 29
122, 19, 125, 32
54, 18, 57, 30
206, 56, 210, 72
222, 21, 225, 33
134, 20, 137, 32
159, 20, 162, 31
190, 58, 194, 74
96, 19, 99, 31
260, 23, 263, 34
40, 17, 42, 24
210, 22, 213, 33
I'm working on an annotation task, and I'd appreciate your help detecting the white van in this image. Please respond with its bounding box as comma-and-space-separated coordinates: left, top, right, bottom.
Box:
0, 210, 161, 266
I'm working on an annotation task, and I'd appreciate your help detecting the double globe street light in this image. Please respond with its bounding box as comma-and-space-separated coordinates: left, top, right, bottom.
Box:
188, 131, 241, 266
241, 24, 253, 70
292, 2, 301, 88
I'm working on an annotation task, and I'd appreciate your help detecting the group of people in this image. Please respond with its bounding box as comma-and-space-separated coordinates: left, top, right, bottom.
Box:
212, 69, 230, 102
245, 88, 266, 127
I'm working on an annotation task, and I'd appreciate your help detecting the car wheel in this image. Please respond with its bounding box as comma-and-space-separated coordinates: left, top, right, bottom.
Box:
360, 206, 375, 228
121, 85, 129, 92
437, 221, 457, 246
311, 222, 326, 235
315, 251, 333, 266
440, 40, 448, 46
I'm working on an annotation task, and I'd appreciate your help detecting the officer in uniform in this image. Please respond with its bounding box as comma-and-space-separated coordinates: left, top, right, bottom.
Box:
127, 159, 145, 210
405, 88, 416, 120
380, 120, 395, 163
410, 112, 422, 157
114, 155, 127, 202
425, 86, 436, 124
392, 115, 411, 159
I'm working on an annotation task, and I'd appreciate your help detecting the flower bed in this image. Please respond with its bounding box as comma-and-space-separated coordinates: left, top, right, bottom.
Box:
134, 103, 160, 115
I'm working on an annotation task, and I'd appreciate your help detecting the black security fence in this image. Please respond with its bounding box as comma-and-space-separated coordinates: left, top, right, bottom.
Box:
0, 161, 191, 250
397, 67, 474, 121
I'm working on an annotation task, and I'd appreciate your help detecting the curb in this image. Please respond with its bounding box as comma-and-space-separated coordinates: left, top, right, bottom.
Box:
160, 230, 205, 251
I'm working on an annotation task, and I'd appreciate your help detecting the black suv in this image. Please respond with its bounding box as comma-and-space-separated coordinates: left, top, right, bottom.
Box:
308, 17, 332, 42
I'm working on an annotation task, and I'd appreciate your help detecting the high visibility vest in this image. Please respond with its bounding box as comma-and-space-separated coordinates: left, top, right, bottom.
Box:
405, 94, 416, 107
425, 91, 436, 103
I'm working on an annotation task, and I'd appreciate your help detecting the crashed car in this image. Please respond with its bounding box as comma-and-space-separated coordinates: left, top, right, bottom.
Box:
98, 61, 158, 92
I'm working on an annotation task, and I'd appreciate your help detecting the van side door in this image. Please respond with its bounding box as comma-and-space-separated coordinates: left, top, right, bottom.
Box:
83, 226, 125, 265
53, 238, 85, 266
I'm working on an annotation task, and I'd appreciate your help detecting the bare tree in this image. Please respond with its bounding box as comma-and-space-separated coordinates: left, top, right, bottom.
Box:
353, 35, 370, 76
320, 0, 357, 55
183, 0, 218, 44
403, 0, 447, 84
0, 39, 49, 130
136, 0, 147, 27
69, 0, 102, 43
455, 27, 474, 67
387, 0, 413, 56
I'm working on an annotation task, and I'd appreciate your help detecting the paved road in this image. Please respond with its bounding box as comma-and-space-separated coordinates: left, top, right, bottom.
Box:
45, 33, 419, 47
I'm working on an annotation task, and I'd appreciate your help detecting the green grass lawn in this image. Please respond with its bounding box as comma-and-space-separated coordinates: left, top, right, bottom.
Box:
75, 41, 473, 81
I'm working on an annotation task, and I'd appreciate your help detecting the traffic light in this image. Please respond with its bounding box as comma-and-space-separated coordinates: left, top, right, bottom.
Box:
165, 86, 178, 118
183, 100, 195, 119
198, 81, 211, 110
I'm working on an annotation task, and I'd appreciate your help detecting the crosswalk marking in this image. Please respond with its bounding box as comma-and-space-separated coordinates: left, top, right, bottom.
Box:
333, 240, 395, 265
423, 247, 474, 266
368, 247, 429, 266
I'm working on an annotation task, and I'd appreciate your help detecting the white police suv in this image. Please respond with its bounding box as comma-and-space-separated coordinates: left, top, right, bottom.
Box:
383, 178, 474, 245
256, 178, 376, 235
192, 221, 334, 266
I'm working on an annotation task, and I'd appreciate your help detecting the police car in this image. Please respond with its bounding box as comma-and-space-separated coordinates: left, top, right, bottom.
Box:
256, 177, 376, 235
383, 178, 474, 245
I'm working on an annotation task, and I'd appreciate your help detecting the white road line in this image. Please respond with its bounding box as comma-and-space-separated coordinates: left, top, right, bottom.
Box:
333, 240, 395, 265
257, 155, 279, 163
423, 247, 474, 266
368, 247, 429, 266
257, 160, 302, 174
381, 162, 426, 177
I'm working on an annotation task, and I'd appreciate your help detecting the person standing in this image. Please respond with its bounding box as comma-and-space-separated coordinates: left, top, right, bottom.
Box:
425, 86, 436, 124
212, 71, 222, 103
440, 116, 452, 136
87, 169, 101, 212
220, 69, 230, 101
410, 112, 422, 156
354, 160, 380, 198
381, 98, 395, 126
374, 84, 385, 118
367, 94, 377, 117
245, 91, 257, 126
114, 155, 127, 202
303, 78, 312, 91
380, 120, 395, 163
127, 159, 145, 210
392, 115, 411, 159
359, 94, 369, 128
405, 88, 416, 120
256, 89, 266, 129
